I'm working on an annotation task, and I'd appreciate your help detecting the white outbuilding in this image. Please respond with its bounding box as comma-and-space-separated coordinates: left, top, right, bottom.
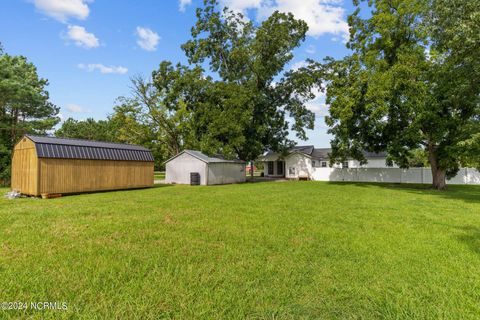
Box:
165, 150, 246, 185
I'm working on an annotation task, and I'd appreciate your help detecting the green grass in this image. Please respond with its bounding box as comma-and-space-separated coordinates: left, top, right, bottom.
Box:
246, 170, 264, 177
154, 171, 165, 180
1, 182, 480, 319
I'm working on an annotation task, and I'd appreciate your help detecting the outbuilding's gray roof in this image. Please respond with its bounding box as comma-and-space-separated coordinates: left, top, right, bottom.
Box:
25, 135, 154, 162
166, 150, 245, 164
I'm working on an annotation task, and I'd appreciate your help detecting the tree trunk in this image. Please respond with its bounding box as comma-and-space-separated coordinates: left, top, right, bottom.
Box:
427, 144, 446, 190
431, 167, 446, 190
250, 160, 254, 180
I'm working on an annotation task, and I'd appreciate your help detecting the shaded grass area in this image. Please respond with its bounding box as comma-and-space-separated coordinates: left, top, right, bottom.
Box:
154, 171, 165, 180
0, 182, 479, 319
246, 170, 263, 177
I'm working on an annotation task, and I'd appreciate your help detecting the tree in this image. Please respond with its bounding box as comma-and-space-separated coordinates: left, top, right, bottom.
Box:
112, 1, 319, 176
111, 71, 200, 169
0, 50, 59, 183
428, 0, 480, 172
407, 149, 429, 168
324, 0, 480, 189
55, 117, 118, 142
457, 125, 480, 169
180, 0, 319, 176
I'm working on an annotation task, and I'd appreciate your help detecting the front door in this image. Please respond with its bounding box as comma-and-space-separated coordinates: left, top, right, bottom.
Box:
277, 161, 285, 177
268, 161, 274, 175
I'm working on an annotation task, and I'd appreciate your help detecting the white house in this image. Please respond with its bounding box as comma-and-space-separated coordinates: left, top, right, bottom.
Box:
165, 150, 246, 185
260, 145, 480, 184
261, 145, 394, 179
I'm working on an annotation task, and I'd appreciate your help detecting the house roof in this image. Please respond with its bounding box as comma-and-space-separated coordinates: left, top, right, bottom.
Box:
310, 148, 331, 159
310, 148, 387, 160
165, 149, 245, 164
264, 145, 314, 157
25, 135, 154, 162
264, 146, 386, 160
291, 145, 314, 155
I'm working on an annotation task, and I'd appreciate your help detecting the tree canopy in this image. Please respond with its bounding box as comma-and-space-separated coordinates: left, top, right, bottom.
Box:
108, 0, 320, 173
55, 117, 118, 142
324, 0, 480, 189
181, 0, 319, 163
0, 49, 59, 183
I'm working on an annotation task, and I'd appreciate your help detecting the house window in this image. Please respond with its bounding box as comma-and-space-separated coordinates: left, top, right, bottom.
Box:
289, 167, 296, 175
268, 161, 274, 175
342, 161, 349, 168
277, 161, 284, 175
313, 160, 325, 168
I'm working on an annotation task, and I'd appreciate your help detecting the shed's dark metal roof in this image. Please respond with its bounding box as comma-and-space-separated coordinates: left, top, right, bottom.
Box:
26, 135, 154, 162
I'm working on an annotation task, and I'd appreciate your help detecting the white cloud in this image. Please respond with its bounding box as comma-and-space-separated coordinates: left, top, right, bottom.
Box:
306, 86, 329, 116
306, 102, 329, 116
78, 63, 128, 74
179, 0, 192, 12
65, 103, 86, 113
65, 25, 99, 48
178, 0, 262, 13
135, 27, 160, 51
289, 61, 328, 116
33, 0, 92, 22
306, 45, 316, 54
219, 0, 262, 12
214, 0, 348, 39
291, 60, 309, 71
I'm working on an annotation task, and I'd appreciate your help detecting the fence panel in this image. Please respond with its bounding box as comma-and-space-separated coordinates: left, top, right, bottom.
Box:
311, 167, 480, 185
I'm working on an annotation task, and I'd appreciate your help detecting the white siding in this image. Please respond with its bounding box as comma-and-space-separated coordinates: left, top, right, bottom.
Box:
285, 153, 312, 179
207, 163, 246, 185
165, 153, 208, 185
263, 152, 397, 176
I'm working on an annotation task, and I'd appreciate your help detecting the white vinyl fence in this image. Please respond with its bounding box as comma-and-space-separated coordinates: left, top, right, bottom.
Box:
311, 167, 480, 185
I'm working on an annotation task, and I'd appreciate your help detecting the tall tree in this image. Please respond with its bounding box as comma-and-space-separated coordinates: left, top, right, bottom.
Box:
181, 0, 319, 174
324, 0, 480, 189
0, 50, 59, 183
111, 71, 200, 168
55, 117, 118, 142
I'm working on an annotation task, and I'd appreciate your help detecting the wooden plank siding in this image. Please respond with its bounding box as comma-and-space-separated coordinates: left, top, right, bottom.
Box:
11, 138, 39, 195
38, 159, 154, 195
11, 136, 154, 196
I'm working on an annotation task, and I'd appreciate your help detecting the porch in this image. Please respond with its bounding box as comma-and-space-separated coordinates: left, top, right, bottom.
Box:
264, 160, 286, 178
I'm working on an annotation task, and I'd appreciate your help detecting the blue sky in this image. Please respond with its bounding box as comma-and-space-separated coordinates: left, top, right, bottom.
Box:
0, 0, 359, 147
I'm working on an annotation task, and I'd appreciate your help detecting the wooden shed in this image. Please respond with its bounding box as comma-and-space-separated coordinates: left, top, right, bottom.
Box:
11, 135, 154, 196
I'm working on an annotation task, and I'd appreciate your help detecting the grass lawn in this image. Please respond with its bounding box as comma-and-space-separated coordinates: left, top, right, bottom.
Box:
154, 171, 165, 180
246, 170, 264, 177
1, 181, 480, 319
